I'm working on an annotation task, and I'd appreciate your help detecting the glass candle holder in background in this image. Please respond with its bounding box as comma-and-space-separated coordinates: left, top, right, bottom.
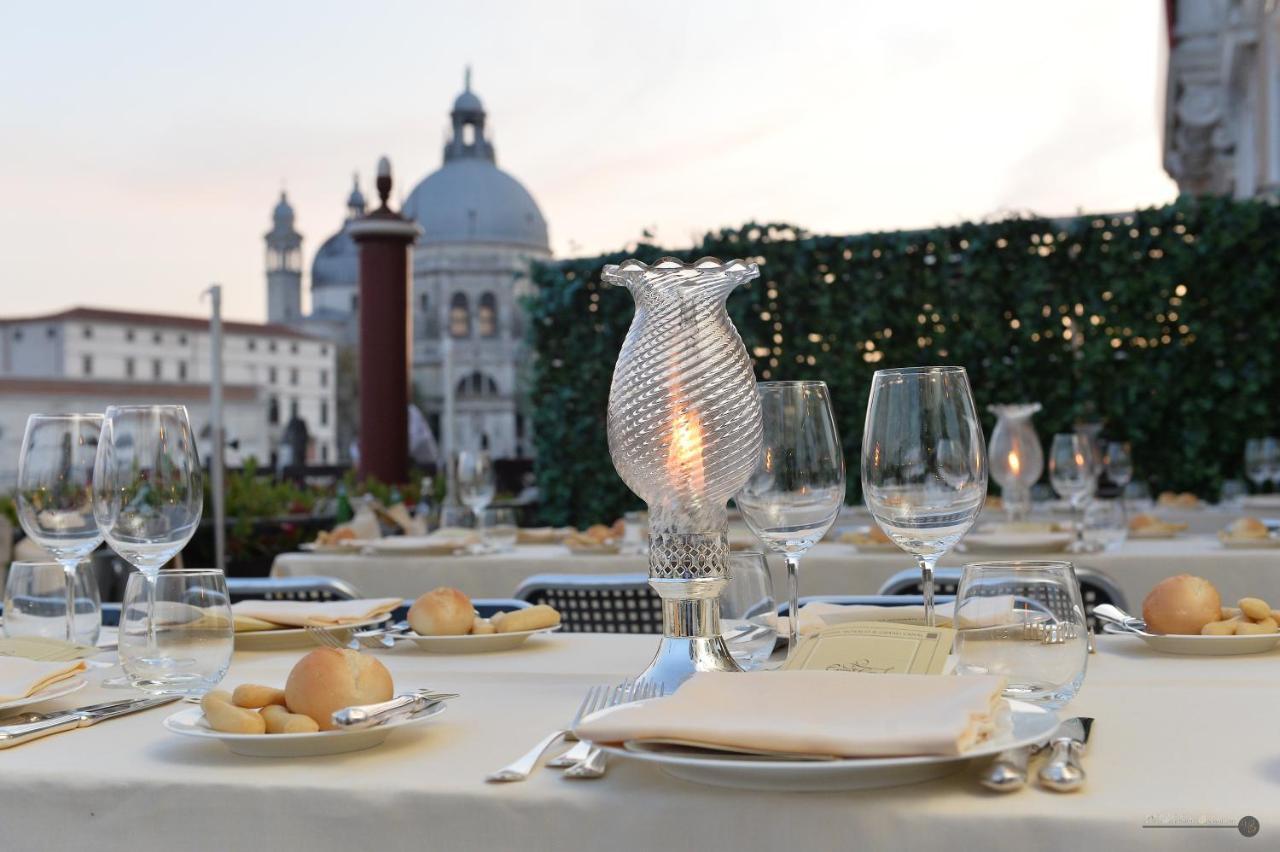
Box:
480, 507, 518, 553
719, 552, 777, 670
118, 569, 233, 696
3, 561, 101, 646
953, 561, 1088, 708
1081, 499, 1127, 552
987, 403, 1044, 522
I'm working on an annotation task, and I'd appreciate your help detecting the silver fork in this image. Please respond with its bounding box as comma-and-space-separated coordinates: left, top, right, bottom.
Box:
485, 682, 617, 783
563, 680, 662, 780
304, 625, 358, 650
549, 678, 645, 768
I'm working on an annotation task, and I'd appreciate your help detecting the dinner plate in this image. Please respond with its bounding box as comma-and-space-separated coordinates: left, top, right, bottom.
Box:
162, 701, 447, 757
960, 532, 1072, 553
1101, 624, 1280, 655
1218, 536, 1280, 549
297, 540, 366, 554
1242, 495, 1280, 510
234, 614, 393, 651
405, 625, 560, 653
1127, 528, 1185, 540
0, 674, 87, 712
365, 536, 472, 556
592, 700, 1057, 792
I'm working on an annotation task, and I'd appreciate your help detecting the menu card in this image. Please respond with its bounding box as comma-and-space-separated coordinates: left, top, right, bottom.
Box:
782, 621, 955, 675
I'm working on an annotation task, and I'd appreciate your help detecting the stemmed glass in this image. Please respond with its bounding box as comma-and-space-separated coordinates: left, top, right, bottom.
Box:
1049, 433, 1097, 552
862, 366, 988, 627
1266, 438, 1280, 491
1244, 439, 1267, 491
1104, 441, 1133, 494
457, 450, 496, 543
93, 405, 203, 667
735, 381, 845, 654
15, 414, 105, 642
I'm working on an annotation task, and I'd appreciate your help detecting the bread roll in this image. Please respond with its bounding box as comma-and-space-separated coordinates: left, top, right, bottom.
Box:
1237, 619, 1279, 635
471, 616, 496, 635
1228, 517, 1270, 539
285, 648, 394, 731
1142, 575, 1222, 635
407, 587, 474, 636
232, 683, 287, 708
261, 703, 321, 734
1201, 619, 1238, 636
1239, 597, 1272, 621
493, 604, 561, 633
201, 691, 267, 734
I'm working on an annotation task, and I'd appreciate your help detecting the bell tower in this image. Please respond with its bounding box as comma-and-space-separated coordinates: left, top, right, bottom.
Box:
265, 191, 303, 323
443, 67, 496, 164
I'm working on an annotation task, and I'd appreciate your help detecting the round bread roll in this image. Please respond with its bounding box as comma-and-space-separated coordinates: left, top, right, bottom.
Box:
284, 648, 394, 731
408, 587, 474, 636
1229, 517, 1269, 539
1142, 574, 1222, 635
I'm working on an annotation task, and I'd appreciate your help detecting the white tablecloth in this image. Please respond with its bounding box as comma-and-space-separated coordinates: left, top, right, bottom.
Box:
0, 634, 1276, 850
273, 536, 1280, 612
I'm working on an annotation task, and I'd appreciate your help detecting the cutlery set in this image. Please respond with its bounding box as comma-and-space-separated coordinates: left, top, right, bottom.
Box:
980, 716, 1094, 793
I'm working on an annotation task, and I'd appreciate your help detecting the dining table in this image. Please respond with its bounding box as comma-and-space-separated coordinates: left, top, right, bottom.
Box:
1, 631, 1276, 851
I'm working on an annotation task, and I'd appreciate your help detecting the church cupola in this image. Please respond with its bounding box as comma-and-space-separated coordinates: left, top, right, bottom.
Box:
444, 67, 496, 164
265, 191, 303, 323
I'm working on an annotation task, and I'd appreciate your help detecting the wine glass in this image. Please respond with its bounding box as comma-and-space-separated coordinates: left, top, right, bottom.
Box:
1266, 437, 1280, 490
861, 366, 987, 627
457, 451, 496, 537
735, 381, 845, 654
1049, 433, 1097, 552
1104, 441, 1133, 493
93, 405, 203, 667
1245, 438, 1269, 491
15, 413, 105, 642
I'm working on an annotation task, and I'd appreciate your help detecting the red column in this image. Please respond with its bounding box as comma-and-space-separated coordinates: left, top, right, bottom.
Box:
348, 158, 422, 484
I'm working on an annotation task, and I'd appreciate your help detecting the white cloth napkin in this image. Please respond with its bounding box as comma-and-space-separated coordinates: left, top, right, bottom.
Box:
230, 598, 401, 629
575, 670, 1008, 758
0, 657, 86, 703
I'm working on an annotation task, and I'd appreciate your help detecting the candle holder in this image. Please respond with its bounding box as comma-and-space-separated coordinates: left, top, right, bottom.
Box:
602, 257, 763, 691
988, 403, 1044, 521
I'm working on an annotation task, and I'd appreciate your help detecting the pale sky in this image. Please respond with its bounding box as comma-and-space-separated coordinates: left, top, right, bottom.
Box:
0, 0, 1177, 324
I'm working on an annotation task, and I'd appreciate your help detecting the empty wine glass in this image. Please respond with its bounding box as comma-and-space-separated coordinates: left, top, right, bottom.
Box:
15, 413, 105, 642
1049, 433, 1096, 553
862, 366, 987, 627
1104, 441, 1133, 492
457, 451, 496, 537
93, 405, 203, 667
1245, 439, 1268, 491
1266, 437, 1280, 490
735, 381, 845, 654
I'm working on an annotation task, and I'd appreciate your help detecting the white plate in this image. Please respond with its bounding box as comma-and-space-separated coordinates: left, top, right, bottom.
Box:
592, 700, 1057, 792
565, 543, 621, 555
961, 532, 1072, 553
405, 626, 560, 653
365, 536, 471, 556
1103, 625, 1280, 655
0, 674, 87, 712
1128, 528, 1184, 540
234, 615, 392, 651
162, 701, 447, 756
1242, 495, 1280, 510
1218, 536, 1280, 549
298, 540, 366, 554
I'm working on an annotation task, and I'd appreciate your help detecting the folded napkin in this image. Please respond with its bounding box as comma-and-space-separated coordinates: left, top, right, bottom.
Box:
0, 657, 87, 703
0, 637, 101, 662
575, 671, 1007, 758
230, 598, 401, 630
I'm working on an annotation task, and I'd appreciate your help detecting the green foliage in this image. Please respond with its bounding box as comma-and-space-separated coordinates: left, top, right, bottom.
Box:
527, 198, 1280, 527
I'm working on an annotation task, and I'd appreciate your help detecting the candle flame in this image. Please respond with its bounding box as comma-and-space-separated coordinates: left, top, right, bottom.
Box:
1007, 450, 1021, 477
667, 409, 706, 495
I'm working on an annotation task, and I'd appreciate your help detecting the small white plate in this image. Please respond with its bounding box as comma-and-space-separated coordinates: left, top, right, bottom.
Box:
405, 626, 560, 653
365, 536, 472, 556
162, 701, 447, 757
1103, 624, 1280, 655
591, 700, 1057, 792
961, 532, 1073, 553
234, 615, 392, 651
0, 675, 87, 712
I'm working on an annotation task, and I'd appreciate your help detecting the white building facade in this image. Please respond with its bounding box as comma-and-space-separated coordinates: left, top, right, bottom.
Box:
0, 307, 337, 482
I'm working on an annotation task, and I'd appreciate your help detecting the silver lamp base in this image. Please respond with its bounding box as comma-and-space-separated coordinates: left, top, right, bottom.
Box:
638, 587, 742, 693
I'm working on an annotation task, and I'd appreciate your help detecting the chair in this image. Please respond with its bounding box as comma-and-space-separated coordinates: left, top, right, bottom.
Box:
514, 573, 662, 634
876, 566, 1127, 631
225, 575, 363, 604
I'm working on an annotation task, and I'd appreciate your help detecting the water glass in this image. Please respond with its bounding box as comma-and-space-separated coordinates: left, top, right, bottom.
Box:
119, 569, 233, 695
1219, 478, 1247, 508
480, 507, 518, 552
953, 561, 1088, 708
1081, 499, 1127, 552
720, 552, 777, 670
438, 504, 476, 531
1124, 481, 1154, 510
3, 561, 101, 646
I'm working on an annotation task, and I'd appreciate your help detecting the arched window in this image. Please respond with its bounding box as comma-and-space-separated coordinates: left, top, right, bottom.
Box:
477, 293, 498, 338
455, 371, 499, 398
449, 293, 471, 338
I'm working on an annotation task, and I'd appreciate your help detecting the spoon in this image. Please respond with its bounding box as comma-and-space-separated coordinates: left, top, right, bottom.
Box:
1092, 604, 1148, 634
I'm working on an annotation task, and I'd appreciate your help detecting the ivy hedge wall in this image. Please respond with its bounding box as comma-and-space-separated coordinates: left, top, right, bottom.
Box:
526, 197, 1280, 527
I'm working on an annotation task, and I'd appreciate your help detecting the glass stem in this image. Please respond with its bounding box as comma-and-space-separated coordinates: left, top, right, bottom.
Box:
916, 555, 938, 628
145, 571, 159, 657
784, 553, 802, 659
61, 560, 79, 643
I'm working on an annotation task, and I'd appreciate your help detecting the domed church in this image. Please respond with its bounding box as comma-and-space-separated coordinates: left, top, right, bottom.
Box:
266, 70, 551, 461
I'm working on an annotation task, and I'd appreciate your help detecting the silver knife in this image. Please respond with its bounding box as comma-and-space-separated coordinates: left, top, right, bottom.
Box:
330, 689, 458, 730
0, 695, 180, 749
979, 744, 1040, 792
1037, 716, 1094, 792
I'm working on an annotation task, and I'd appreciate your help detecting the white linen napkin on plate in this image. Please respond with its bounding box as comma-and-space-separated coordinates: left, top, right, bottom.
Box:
0, 657, 86, 703
575, 670, 1007, 758
230, 598, 401, 629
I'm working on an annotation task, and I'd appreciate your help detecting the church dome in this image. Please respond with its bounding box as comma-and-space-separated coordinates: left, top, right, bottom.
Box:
402, 72, 549, 252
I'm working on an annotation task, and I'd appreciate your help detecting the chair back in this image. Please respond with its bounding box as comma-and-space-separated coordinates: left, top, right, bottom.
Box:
514, 573, 661, 633
226, 575, 363, 604
875, 565, 1127, 630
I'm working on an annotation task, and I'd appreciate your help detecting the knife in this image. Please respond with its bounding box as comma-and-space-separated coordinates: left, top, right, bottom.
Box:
1037, 716, 1094, 792
330, 689, 458, 730
979, 744, 1040, 792
0, 695, 180, 749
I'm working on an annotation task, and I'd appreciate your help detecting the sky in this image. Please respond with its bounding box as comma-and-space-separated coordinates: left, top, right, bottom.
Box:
0, 0, 1177, 324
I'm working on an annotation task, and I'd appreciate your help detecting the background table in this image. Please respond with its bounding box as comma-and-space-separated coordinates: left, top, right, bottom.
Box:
1, 633, 1276, 850
273, 535, 1280, 611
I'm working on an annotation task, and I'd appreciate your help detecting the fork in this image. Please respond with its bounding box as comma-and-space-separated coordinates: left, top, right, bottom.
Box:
548, 678, 646, 768
486, 679, 641, 783
304, 625, 359, 650
563, 680, 662, 780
